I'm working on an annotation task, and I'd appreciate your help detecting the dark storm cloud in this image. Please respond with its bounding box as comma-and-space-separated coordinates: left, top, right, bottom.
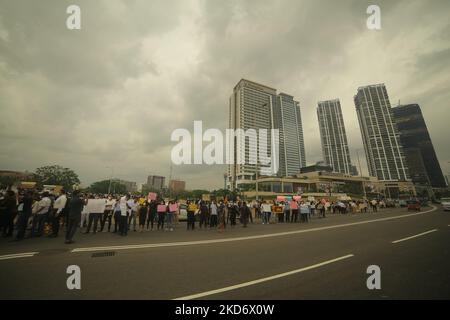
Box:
1, 0, 449, 189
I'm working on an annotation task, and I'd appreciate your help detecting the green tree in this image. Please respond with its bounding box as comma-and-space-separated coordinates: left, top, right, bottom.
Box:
190, 189, 210, 200
0, 176, 21, 189
32, 165, 80, 191
89, 179, 127, 194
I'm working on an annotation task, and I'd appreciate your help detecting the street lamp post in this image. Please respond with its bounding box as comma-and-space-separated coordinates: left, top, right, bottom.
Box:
356, 149, 367, 199
106, 166, 114, 194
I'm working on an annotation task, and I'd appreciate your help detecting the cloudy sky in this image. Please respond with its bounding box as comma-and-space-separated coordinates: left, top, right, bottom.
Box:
1, 0, 449, 190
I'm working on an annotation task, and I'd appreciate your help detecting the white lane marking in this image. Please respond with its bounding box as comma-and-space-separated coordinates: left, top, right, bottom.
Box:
392, 229, 438, 244
0, 252, 39, 261
71, 206, 437, 253
173, 254, 354, 300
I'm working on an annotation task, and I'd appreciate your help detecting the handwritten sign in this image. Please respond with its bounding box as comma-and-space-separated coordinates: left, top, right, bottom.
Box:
86, 199, 106, 213
289, 201, 298, 210
276, 196, 285, 202
293, 195, 301, 201
148, 192, 157, 201
157, 204, 167, 212
273, 206, 283, 213
169, 204, 178, 212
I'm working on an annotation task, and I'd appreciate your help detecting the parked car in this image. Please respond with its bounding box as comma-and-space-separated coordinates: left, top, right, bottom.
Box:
441, 198, 450, 211
406, 200, 421, 211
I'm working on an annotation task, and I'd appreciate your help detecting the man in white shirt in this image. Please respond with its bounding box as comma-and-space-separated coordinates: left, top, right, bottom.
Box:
261, 202, 272, 225
31, 192, 52, 237
101, 195, 116, 232
119, 194, 130, 236
209, 201, 218, 228
127, 197, 138, 232
49, 189, 67, 237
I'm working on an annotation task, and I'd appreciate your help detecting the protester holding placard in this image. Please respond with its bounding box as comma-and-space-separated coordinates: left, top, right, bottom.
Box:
199, 201, 209, 229
186, 200, 197, 230
289, 200, 299, 223
85, 196, 106, 234
261, 201, 271, 225
300, 201, 309, 222
157, 200, 167, 230
148, 192, 157, 201
138, 201, 147, 233
166, 201, 177, 232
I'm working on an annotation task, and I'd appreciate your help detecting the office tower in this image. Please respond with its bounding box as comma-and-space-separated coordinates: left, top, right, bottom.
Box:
354, 84, 409, 181
147, 175, 165, 190
275, 93, 307, 176
228, 79, 306, 189
317, 99, 354, 175
392, 104, 446, 188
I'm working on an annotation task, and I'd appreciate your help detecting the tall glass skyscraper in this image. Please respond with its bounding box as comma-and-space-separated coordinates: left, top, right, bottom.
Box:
354, 84, 409, 181
275, 93, 306, 176
317, 99, 354, 175
392, 104, 446, 188
228, 79, 306, 189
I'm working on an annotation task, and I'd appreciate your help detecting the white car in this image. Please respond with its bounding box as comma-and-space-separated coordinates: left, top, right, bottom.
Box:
441, 198, 450, 211
178, 204, 188, 221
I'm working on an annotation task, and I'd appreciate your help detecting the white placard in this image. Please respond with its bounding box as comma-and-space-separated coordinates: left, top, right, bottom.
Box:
86, 199, 106, 213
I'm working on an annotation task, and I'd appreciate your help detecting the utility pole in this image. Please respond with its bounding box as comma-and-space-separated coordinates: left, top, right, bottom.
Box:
255, 162, 259, 201
168, 163, 173, 199
106, 166, 114, 194
356, 149, 367, 199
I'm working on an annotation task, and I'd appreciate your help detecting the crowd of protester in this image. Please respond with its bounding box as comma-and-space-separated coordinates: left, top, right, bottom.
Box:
0, 188, 388, 244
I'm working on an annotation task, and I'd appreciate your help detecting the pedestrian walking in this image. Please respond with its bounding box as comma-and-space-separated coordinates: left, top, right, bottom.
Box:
65, 190, 84, 244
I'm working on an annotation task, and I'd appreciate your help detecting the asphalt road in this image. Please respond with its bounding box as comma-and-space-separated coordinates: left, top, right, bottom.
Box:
1, 206, 449, 299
